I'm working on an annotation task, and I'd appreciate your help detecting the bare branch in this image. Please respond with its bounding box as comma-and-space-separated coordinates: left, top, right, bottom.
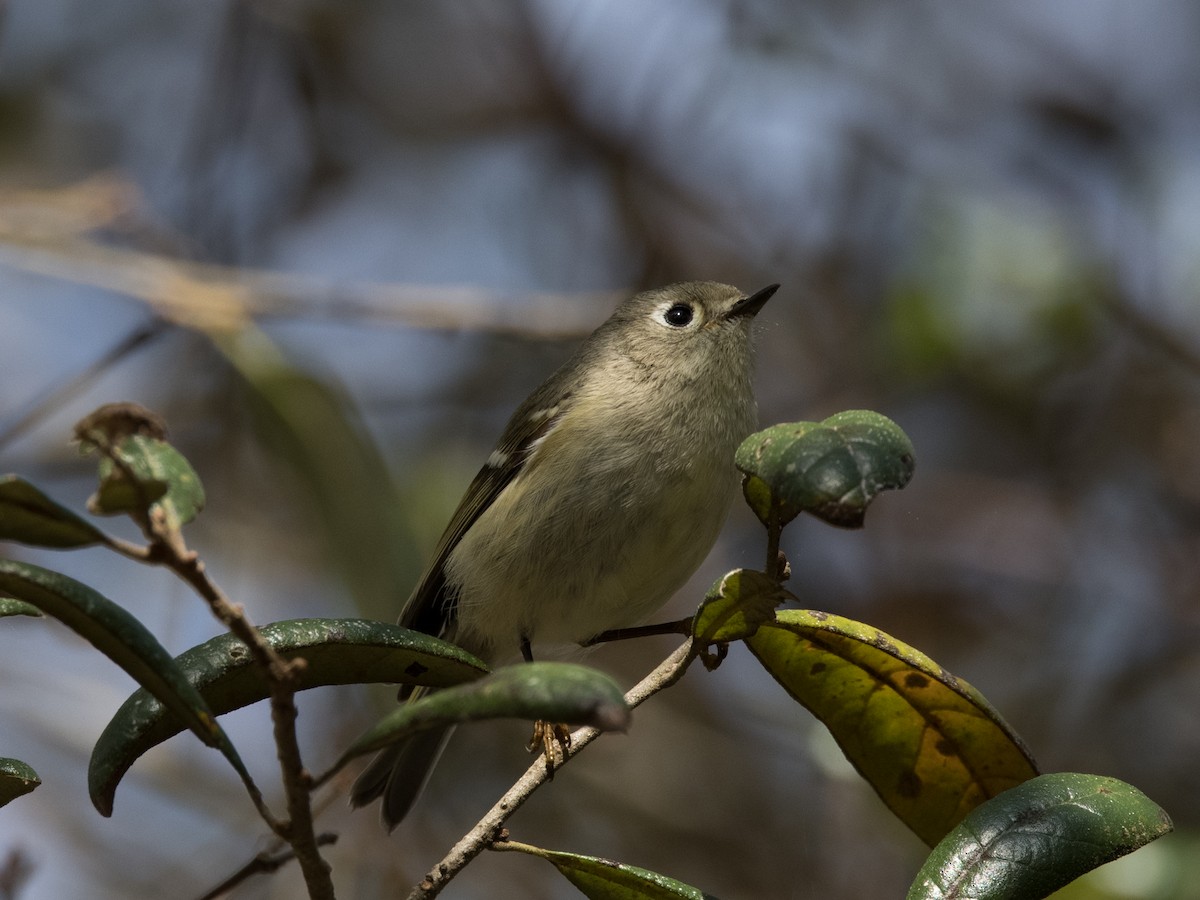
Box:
404, 638, 698, 900
193, 833, 338, 900
77, 425, 336, 898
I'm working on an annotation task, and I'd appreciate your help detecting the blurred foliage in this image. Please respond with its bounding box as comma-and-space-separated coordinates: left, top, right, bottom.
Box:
885, 197, 1103, 391
1052, 830, 1200, 900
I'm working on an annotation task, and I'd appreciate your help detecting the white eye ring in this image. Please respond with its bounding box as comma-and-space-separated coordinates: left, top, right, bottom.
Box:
654, 302, 697, 328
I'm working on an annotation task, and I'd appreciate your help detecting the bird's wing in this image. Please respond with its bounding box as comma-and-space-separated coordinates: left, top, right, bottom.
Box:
399, 390, 572, 639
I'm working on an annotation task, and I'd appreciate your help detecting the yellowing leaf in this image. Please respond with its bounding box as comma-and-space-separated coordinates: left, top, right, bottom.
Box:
0, 596, 42, 617
692, 569, 786, 646
747, 609, 1037, 846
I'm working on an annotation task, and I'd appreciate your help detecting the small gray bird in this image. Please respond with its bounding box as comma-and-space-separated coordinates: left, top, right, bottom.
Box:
351, 281, 778, 828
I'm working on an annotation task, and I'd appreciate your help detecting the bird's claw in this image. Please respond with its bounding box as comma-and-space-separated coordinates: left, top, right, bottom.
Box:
527, 720, 572, 777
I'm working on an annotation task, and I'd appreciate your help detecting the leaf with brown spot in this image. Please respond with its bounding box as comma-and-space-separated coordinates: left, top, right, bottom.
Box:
747, 609, 1038, 846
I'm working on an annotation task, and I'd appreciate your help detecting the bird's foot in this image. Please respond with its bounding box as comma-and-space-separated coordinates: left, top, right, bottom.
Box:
527, 720, 572, 777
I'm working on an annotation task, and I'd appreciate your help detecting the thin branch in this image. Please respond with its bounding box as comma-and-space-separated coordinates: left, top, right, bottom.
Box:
152, 525, 334, 898
80, 428, 335, 898
201, 767, 357, 899
0, 232, 615, 340
193, 833, 338, 900
404, 638, 698, 900
160, 549, 286, 817
0, 320, 166, 451
486, 839, 538, 855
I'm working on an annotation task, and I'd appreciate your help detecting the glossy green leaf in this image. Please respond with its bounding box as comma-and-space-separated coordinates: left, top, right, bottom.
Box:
0, 758, 41, 808
908, 773, 1173, 900
693, 569, 787, 646
735, 411, 915, 529
0, 475, 108, 548
504, 842, 719, 899
89, 434, 204, 528
337, 662, 630, 765
747, 609, 1037, 846
0, 596, 42, 618
89, 618, 489, 815
0, 559, 242, 809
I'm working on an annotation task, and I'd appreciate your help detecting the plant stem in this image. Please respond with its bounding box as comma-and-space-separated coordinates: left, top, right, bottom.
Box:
105, 474, 336, 897
268, 666, 335, 899
161, 542, 335, 898
194, 833, 338, 900
765, 509, 782, 580
404, 638, 698, 900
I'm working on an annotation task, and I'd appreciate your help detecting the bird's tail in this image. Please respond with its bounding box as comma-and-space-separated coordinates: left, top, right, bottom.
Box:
350, 725, 455, 831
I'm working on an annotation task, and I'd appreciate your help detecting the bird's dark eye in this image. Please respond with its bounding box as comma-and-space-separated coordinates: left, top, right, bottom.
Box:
664, 303, 694, 327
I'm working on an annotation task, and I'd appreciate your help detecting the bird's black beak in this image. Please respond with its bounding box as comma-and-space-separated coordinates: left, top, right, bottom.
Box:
726, 283, 780, 320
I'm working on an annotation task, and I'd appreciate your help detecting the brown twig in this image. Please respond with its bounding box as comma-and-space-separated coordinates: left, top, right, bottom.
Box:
193, 833, 339, 900
151, 528, 334, 898
82, 428, 335, 898
404, 638, 698, 900
0, 231, 615, 339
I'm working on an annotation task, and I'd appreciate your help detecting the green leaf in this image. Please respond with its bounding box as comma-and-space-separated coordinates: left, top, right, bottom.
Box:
90, 434, 169, 513
0, 596, 42, 618
0, 475, 108, 548
693, 569, 787, 646
0, 758, 41, 808
90, 434, 205, 528
89, 618, 489, 815
747, 609, 1037, 846
337, 662, 630, 765
0, 559, 244, 812
735, 411, 915, 529
908, 773, 1173, 900
502, 842, 720, 900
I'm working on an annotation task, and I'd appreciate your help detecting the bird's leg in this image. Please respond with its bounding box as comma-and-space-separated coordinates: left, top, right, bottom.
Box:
527, 720, 572, 776
520, 634, 571, 774
583, 552, 794, 649
582, 618, 692, 646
